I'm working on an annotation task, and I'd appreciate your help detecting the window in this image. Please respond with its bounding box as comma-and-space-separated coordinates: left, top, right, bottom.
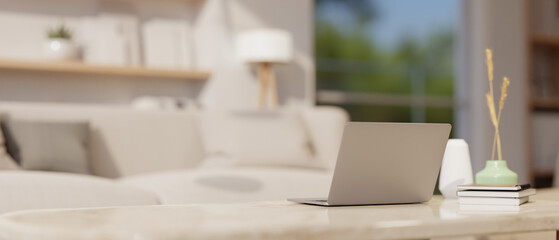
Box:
315, 0, 457, 126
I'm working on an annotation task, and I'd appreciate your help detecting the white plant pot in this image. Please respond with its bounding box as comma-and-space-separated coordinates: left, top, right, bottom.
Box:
439, 139, 474, 198
43, 38, 78, 61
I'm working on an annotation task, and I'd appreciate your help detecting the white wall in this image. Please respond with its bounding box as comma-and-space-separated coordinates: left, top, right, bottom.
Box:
0, 0, 314, 109
457, 0, 530, 183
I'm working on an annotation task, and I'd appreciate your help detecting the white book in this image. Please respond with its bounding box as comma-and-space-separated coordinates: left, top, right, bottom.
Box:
458, 204, 537, 215
459, 196, 529, 206
99, 14, 141, 66
79, 17, 126, 66
457, 184, 530, 191
142, 19, 192, 69
98, 36, 127, 66
457, 188, 536, 198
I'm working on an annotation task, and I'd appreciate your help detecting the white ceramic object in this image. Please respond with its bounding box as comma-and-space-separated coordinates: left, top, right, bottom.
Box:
132, 96, 179, 111
160, 97, 178, 110
43, 38, 78, 61
439, 139, 474, 198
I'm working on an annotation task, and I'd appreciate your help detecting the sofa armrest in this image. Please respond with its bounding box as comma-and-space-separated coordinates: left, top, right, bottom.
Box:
301, 106, 349, 170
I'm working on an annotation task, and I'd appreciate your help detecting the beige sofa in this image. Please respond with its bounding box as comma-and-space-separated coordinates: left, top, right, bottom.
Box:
0, 102, 348, 214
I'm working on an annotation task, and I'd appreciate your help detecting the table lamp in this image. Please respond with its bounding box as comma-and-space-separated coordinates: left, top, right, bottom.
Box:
236, 29, 293, 109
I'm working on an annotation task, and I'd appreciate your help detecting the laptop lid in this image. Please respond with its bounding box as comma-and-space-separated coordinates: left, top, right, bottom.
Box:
327, 122, 451, 206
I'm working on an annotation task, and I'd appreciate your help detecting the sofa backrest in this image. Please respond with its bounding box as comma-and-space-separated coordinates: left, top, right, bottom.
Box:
0, 102, 349, 178
0, 102, 204, 178
299, 106, 349, 170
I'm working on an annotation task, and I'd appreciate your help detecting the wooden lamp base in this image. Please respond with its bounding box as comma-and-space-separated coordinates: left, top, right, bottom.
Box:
257, 62, 278, 109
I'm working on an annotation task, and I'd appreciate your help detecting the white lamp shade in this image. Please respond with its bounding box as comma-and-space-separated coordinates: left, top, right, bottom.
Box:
236, 29, 293, 63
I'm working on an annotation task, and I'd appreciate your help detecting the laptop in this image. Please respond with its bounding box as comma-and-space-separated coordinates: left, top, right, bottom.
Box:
288, 122, 451, 206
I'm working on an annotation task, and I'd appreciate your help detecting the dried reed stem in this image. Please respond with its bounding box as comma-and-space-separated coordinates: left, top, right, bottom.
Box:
491, 130, 499, 161
486, 49, 497, 160
485, 49, 510, 161
486, 49, 494, 81
487, 78, 510, 160
495, 77, 510, 160
499, 77, 510, 110
486, 49, 495, 97
486, 93, 498, 128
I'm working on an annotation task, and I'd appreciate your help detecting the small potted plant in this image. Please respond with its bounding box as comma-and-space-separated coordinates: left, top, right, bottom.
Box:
43, 24, 78, 61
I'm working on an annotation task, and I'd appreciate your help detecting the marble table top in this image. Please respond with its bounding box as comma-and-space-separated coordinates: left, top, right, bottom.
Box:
2, 196, 559, 240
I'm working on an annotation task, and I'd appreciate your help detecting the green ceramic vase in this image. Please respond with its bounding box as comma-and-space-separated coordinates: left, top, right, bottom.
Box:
475, 160, 518, 185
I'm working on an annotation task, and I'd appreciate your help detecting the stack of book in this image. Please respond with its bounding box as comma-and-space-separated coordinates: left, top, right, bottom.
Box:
457, 184, 536, 207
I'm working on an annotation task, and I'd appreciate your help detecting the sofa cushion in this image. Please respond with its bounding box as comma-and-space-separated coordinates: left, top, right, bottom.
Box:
89, 112, 205, 177
0, 171, 160, 214
119, 167, 332, 204
199, 110, 319, 168
0, 123, 19, 170
2, 119, 90, 174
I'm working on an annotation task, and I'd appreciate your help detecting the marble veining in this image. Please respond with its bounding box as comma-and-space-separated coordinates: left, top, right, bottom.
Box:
1, 196, 559, 240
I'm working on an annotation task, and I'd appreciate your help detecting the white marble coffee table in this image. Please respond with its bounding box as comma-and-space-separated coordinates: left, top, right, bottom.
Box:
1, 196, 559, 240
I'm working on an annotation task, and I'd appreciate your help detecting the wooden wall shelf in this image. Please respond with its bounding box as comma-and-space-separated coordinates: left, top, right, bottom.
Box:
531, 33, 559, 46
532, 98, 559, 110
0, 59, 211, 80
533, 169, 555, 179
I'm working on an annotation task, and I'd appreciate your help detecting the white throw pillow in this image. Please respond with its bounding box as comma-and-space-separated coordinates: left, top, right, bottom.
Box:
3, 119, 90, 174
199, 110, 319, 168
89, 112, 205, 177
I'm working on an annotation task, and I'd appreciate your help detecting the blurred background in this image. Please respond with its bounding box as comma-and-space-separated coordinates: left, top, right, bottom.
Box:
0, 0, 558, 188
315, 0, 455, 125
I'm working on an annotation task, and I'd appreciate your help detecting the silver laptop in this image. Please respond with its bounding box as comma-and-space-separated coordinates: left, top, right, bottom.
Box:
288, 122, 451, 206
